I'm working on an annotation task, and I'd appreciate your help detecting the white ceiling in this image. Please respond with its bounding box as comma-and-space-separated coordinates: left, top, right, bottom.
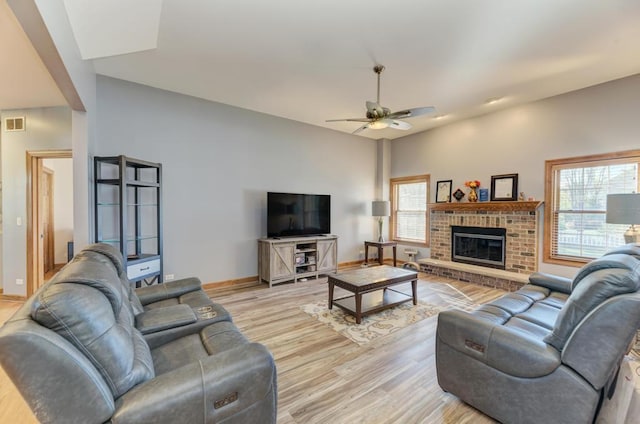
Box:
4, 1, 640, 140
63, 0, 162, 60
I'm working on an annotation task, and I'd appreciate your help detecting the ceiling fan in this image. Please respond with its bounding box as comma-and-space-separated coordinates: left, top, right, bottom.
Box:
327, 65, 436, 134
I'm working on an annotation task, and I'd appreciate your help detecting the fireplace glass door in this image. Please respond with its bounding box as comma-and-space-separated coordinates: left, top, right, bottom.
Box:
451, 226, 506, 269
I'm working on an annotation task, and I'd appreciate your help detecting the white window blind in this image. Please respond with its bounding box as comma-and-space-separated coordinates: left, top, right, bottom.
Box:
391, 176, 429, 244
550, 158, 639, 262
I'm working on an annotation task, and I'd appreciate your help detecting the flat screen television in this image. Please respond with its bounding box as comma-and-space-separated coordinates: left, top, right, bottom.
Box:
267, 192, 330, 237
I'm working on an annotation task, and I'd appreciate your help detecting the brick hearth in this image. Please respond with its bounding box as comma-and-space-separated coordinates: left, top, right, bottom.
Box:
418, 258, 528, 291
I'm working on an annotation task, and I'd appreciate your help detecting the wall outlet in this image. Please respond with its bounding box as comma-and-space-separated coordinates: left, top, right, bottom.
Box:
16, 278, 24, 285
16, 217, 22, 226
165, 274, 175, 281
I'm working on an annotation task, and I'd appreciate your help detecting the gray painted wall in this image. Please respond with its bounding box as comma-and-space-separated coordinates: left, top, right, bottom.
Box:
95, 76, 378, 283
0, 106, 72, 295
390, 73, 640, 278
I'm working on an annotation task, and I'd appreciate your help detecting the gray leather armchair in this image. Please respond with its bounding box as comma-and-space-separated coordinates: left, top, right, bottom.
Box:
436, 244, 640, 424
0, 245, 277, 423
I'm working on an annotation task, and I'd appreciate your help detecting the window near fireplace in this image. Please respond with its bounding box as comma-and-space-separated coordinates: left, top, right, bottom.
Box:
545, 150, 640, 266
390, 174, 430, 246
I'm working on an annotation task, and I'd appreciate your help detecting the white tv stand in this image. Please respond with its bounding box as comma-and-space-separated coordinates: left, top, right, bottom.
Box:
258, 235, 338, 287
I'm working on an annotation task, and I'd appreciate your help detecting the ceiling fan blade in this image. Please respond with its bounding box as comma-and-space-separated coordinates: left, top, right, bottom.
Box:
326, 118, 372, 123
387, 106, 436, 120
352, 124, 370, 134
389, 120, 411, 130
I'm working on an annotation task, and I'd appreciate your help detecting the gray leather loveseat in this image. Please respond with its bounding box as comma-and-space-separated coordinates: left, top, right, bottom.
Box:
436, 244, 640, 423
0, 243, 277, 423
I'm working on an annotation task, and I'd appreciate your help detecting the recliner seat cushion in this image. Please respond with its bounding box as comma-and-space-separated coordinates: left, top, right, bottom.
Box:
486, 293, 533, 315
504, 317, 553, 338
201, 321, 249, 355
539, 292, 569, 309
516, 302, 561, 330
471, 304, 512, 324
151, 321, 249, 375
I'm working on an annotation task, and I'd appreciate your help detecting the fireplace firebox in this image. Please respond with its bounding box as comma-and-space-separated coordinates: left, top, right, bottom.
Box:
451, 226, 506, 269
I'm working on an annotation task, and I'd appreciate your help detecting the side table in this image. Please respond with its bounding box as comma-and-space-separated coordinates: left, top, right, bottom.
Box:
364, 240, 398, 267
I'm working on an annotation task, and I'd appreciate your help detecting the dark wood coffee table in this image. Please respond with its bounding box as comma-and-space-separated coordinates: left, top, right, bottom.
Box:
328, 265, 418, 324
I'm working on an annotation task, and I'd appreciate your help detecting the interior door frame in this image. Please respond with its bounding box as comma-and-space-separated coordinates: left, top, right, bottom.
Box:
42, 166, 55, 273
26, 150, 72, 296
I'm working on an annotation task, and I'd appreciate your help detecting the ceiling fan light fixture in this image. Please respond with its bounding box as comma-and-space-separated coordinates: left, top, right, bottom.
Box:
369, 120, 390, 130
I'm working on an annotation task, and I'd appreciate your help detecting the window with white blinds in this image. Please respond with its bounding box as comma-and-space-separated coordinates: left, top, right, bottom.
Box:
545, 151, 640, 265
390, 175, 430, 245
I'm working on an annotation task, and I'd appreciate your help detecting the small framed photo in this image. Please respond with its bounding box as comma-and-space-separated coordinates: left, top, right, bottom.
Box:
435, 180, 452, 203
490, 174, 518, 201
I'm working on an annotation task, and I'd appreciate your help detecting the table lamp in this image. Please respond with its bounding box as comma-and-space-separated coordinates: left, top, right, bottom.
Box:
606, 193, 640, 243
372, 200, 391, 242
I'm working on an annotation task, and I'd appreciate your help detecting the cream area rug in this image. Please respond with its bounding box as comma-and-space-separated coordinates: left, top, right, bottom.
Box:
301, 299, 444, 346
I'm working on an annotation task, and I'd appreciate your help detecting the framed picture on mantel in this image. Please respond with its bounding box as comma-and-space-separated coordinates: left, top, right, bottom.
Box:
436, 180, 452, 203
490, 173, 518, 201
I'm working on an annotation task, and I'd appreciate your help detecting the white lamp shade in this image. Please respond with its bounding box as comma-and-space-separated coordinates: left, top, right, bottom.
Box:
606, 194, 640, 224
372, 200, 390, 217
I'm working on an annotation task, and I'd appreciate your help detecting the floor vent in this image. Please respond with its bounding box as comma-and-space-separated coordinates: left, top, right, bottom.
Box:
4, 117, 25, 131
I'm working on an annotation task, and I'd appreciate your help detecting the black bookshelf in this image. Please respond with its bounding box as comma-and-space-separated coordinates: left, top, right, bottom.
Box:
94, 155, 163, 286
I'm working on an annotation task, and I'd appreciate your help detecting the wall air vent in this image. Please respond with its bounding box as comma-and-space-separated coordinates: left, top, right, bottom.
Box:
4, 117, 25, 132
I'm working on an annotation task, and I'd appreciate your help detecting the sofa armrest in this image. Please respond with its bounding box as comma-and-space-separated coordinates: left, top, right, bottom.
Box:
112, 343, 276, 424
135, 304, 197, 335
437, 310, 561, 378
135, 277, 203, 305
528, 272, 573, 294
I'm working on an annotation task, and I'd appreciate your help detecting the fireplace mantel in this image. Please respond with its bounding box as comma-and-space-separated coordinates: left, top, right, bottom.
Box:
429, 200, 543, 213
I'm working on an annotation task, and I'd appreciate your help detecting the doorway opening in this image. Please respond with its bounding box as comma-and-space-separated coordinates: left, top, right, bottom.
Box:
26, 150, 73, 296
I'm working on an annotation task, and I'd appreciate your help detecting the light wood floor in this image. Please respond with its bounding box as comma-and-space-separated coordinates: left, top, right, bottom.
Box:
0, 273, 504, 423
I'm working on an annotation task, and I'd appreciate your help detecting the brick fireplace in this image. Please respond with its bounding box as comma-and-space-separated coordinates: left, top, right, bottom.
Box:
420, 201, 543, 291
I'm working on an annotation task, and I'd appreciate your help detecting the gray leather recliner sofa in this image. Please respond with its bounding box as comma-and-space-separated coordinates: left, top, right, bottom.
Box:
0, 244, 277, 423
436, 244, 640, 424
